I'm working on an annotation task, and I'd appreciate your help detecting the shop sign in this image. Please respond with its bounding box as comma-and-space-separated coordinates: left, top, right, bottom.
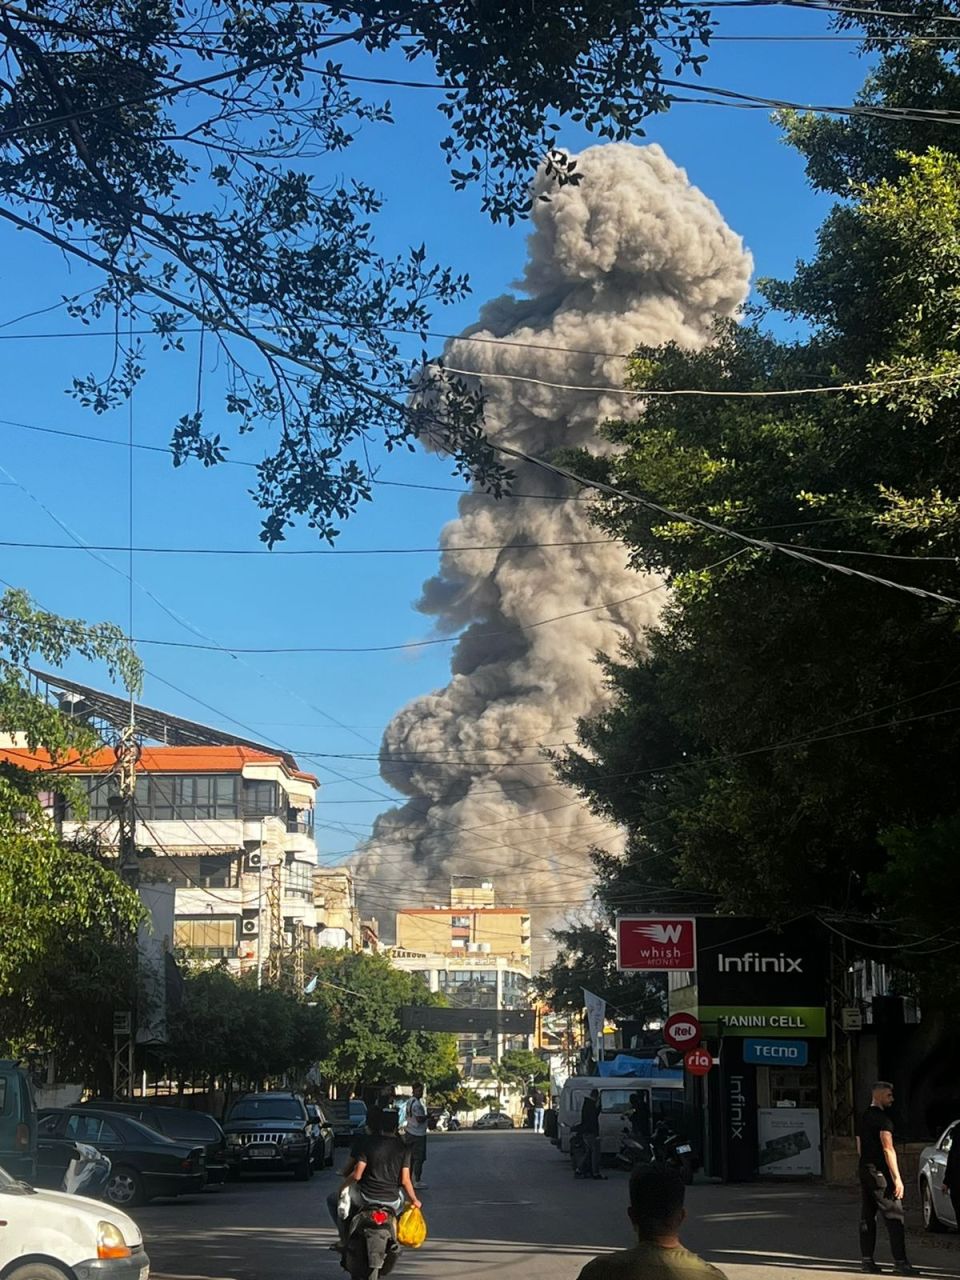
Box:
699, 1006, 826, 1038
743, 1038, 808, 1067
616, 916, 696, 971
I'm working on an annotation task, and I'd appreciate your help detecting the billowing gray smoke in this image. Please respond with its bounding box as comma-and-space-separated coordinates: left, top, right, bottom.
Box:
358, 143, 751, 936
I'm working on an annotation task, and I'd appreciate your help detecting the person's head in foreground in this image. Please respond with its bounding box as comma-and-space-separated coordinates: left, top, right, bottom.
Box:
629, 1164, 686, 1244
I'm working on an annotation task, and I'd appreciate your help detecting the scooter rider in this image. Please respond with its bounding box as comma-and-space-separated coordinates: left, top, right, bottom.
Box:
328, 1109, 421, 1246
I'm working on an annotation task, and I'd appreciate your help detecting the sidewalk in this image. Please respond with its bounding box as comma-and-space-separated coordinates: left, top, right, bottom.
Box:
682, 1181, 960, 1279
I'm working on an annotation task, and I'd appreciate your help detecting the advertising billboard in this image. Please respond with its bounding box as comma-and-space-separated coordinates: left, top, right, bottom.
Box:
696, 917, 827, 1038
616, 917, 697, 971
758, 1108, 822, 1176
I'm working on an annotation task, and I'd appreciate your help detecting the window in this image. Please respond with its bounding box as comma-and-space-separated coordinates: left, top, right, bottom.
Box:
147, 854, 237, 889
769, 1068, 820, 1109
941, 1124, 959, 1153
286, 859, 314, 899
243, 779, 282, 817
65, 1114, 122, 1144
451, 915, 471, 929
38, 1112, 60, 1136
175, 916, 238, 958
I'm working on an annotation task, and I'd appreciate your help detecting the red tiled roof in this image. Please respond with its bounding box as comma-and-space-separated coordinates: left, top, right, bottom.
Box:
0, 744, 318, 787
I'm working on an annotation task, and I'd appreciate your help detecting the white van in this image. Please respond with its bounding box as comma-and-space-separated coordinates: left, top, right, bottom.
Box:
557, 1076, 685, 1156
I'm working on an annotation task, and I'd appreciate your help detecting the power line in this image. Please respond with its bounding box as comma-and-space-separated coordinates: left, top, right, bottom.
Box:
0, 535, 620, 556
132, 580, 670, 654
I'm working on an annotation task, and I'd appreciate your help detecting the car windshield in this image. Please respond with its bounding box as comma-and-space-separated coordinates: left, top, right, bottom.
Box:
229, 1099, 303, 1121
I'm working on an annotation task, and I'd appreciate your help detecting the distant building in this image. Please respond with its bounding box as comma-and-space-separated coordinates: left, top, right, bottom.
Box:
390, 882, 532, 1089
395, 881, 531, 962
314, 866, 362, 951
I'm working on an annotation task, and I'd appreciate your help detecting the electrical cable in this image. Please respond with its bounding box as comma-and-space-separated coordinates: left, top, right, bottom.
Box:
0, 535, 622, 556
131, 579, 672, 654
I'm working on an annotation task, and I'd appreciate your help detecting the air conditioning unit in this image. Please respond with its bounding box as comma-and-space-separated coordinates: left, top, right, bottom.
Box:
465, 942, 480, 953
246, 851, 263, 872
478, 942, 491, 953
241, 918, 259, 937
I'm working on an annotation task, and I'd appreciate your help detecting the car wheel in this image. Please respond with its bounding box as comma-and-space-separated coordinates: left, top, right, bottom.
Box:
922, 1181, 945, 1232
294, 1156, 313, 1181
5, 1265, 72, 1280
106, 1165, 146, 1208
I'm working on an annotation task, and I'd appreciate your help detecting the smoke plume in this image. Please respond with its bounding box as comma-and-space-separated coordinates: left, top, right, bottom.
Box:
358, 143, 751, 938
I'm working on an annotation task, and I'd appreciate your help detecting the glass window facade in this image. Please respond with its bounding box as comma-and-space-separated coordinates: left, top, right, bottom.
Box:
439, 969, 497, 1009
144, 854, 237, 889
286, 859, 314, 899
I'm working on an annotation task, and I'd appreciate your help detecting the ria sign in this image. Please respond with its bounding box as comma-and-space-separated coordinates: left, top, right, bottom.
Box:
616, 917, 696, 972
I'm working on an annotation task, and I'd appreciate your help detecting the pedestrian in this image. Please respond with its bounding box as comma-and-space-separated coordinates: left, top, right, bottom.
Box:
575, 1163, 727, 1280
941, 1119, 960, 1231
530, 1084, 547, 1134
576, 1087, 606, 1180
404, 1081, 429, 1188
857, 1081, 916, 1275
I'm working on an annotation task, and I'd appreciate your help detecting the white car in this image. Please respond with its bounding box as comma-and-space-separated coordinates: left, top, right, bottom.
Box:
919, 1120, 960, 1232
0, 1164, 149, 1280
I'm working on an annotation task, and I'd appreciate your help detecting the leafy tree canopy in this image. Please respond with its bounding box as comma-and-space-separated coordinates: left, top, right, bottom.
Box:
308, 949, 457, 1090
494, 1047, 549, 1088
551, 78, 960, 999
0, 0, 713, 545
0, 588, 144, 1078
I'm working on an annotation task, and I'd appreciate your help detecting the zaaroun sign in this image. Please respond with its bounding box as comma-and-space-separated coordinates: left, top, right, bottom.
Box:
616, 917, 696, 972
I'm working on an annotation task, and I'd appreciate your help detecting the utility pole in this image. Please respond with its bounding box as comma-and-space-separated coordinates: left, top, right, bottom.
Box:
110, 725, 140, 1100
267, 862, 283, 986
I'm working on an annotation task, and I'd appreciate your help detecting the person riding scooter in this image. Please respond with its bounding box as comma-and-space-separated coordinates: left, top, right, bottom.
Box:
328, 1109, 421, 1248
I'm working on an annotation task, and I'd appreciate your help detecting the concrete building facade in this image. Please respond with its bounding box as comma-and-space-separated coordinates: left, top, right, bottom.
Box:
1, 741, 323, 978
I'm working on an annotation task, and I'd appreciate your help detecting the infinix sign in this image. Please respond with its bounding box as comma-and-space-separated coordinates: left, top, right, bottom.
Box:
717, 953, 803, 974
696, 917, 827, 1025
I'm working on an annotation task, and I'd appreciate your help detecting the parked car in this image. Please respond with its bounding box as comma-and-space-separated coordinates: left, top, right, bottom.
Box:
472, 1111, 515, 1130
79, 1099, 228, 1184
306, 1104, 335, 1168
0, 1160, 149, 1280
325, 1098, 369, 1146
36, 1108, 205, 1208
919, 1120, 960, 1231
0, 1060, 37, 1183
222, 1092, 313, 1181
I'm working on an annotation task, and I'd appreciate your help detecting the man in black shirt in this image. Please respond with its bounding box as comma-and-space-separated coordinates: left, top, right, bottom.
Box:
577, 1088, 606, 1180
327, 1109, 420, 1245
857, 1081, 915, 1275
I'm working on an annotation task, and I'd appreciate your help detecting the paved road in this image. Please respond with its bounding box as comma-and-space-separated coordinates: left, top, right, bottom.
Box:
130, 1131, 960, 1280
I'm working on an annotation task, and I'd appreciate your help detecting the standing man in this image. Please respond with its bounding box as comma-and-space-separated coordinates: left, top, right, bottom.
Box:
404, 1082, 429, 1189
857, 1081, 915, 1275
576, 1087, 606, 1180
530, 1083, 547, 1135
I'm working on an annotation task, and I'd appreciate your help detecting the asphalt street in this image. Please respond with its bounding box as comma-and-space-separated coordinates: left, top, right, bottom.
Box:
130, 1131, 960, 1280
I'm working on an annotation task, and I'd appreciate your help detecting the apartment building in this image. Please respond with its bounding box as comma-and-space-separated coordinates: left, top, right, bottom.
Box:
313, 865, 362, 951
395, 881, 531, 962
1, 730, 322, 978
391, 883, 532, 1086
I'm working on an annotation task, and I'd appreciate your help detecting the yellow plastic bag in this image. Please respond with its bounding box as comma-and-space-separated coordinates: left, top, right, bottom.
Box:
397, 1205, 427, 1248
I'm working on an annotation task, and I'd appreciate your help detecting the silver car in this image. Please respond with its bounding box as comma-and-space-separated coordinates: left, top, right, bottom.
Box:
918, 1120, 959, 1231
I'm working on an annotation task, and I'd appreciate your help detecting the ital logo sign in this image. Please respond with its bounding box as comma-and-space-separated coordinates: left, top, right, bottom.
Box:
616, 917, 696, 971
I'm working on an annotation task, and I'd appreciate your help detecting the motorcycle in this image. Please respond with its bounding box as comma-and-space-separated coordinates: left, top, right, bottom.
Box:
342, 1200, 401, 1280
616, 1123, 655, 1171
650, 1120, 695, 1184
62, 1142, 112, 1199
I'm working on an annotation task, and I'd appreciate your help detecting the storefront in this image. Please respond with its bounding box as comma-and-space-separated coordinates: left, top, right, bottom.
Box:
669, 916, 828, 1182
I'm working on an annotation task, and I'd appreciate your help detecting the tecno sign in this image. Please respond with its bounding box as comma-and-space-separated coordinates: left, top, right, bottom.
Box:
616, 917, 696, 972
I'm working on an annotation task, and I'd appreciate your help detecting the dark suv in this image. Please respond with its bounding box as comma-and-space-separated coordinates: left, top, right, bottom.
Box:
80, 1099, 227, 1183
223, 1092, 313, 1181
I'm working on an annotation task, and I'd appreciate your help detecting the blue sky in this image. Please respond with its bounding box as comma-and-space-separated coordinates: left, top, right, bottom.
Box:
0, 11, 874, 857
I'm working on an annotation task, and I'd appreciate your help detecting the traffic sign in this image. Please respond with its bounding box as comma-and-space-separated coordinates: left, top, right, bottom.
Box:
684, 1046, 713, 1077
664, 1012, 702, 1050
